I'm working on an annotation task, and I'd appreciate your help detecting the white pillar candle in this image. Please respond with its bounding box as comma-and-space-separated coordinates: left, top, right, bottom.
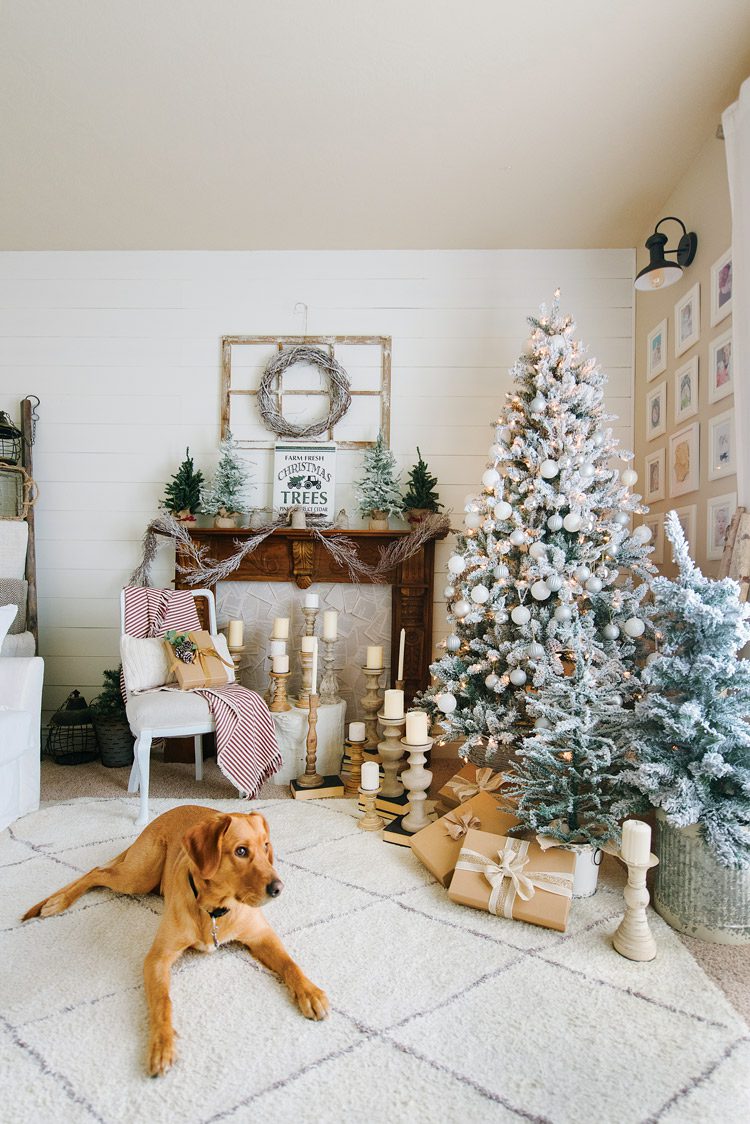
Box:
383, 688, 405, 719
301, 636, 316, 652
311, 639, 318, 695
360, 760, 380, 791
349, 721, 366, 742
366, 645, 384, 669
269, 639, 286, 657
405, 710, 429, 745
304, 592, 319, 608
397, 627, 406, 681
227, 620, 244, 648
621, 820, 651, 865
322, 609, 338, 640
272, 654, 289, 674
272, 617, 289, 639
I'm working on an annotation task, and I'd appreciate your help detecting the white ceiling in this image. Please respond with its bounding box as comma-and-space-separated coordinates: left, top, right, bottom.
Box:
1, 0, 749, 249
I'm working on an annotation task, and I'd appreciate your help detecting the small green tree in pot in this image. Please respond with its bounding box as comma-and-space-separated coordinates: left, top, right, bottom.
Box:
91, 667, 134, 768
162, 448, 204, 522
402, 447, 442, 526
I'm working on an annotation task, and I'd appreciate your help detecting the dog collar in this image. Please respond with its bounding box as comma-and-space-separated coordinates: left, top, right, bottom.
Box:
188, 870, 229, 948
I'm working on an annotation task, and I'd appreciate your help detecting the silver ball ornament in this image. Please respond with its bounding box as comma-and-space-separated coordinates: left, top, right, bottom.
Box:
446, 634, 461, 652
546, 574, 563, 592
547, 513, 564, 532
585, 576, 603, 594
602, 623, 620, 640
632, 524, 653, 545
484, 673, 498, 689
574, 565, 591, 582
493, 564, 509, 580
509, 529, 526, 547
511, 605, 531, 626
509, 668, 528, 686
526, 641, 544, 659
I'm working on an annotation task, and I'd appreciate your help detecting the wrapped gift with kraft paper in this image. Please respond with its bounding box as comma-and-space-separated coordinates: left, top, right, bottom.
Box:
411, 791, 520, 888
436, 764, 505, 815
448, 828, 576, 932
165, 631, 234, 690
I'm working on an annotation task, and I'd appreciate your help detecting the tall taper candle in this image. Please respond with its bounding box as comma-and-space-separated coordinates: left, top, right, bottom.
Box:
311, 638, 318, 695
322, 610, 338, 640
397, 628, 405, 682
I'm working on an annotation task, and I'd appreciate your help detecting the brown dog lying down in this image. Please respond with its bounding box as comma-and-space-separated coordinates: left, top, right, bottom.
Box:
23, 805, 329, 1075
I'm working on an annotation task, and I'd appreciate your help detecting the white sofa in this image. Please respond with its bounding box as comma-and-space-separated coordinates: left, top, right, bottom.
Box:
0, 656, 44, 831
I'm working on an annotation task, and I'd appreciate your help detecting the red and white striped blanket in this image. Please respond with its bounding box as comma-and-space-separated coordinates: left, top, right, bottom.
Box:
122, 587, 281, 798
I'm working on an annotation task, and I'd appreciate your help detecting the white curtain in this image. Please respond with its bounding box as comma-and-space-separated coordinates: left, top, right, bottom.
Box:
723, 78, 750, 506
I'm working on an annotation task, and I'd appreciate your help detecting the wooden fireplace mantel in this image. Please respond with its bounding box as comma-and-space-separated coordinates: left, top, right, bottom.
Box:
174, 526, 446, 707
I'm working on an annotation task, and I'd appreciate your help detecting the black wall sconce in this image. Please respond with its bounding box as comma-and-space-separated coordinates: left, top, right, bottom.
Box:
634, 217, 698, 292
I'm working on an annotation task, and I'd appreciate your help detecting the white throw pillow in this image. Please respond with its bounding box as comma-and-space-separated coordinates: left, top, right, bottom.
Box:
0, 604, 18, 648
120, 635, 174, 694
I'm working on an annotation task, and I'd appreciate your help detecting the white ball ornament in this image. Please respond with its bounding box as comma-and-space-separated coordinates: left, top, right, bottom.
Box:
464, 511, 482, 530
563, 513, 582, 533
494, 609, 509, 623
484, 673, 498, 689
531, 580, 551, 601
437, 692, 457, 715
646, 652, 660, 666
443, 585, 455, 599
482, 468, 501, 491
471, 584, 490, 604
554, 605, 572, 622
613, 512, 630, 527
632, 525, 653, 545
509, 529, 526, 547
534, 717, 552, 730
592, 431, 604, 447
528, 542, 547, 559
585, 576, 603, 594
493, 500, 512, 521
526, 642, 544, 659
540, 459, 559, 479
546, 574, 563, 592
547, 513, 564, 532
509, 668, 528, 686
574, 565, 591, 582
623, 617, 646, 638
621, 469, 638, 487
493, 563, 509, 580
579, 462, 595, 479
602, 623, 620, 640
558, 454, 572, 469
453, 600, 470, 619
511, 605, 531, 626
446, 634, 461, 652
447, 555, 466, 576
498, 426, 512, 444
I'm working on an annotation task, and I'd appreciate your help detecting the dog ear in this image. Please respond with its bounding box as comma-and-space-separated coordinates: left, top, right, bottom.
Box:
250, 812, 273, 864
182, 815, 232, 879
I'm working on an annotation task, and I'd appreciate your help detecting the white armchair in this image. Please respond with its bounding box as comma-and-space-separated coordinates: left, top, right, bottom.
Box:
0, 656, 44, 831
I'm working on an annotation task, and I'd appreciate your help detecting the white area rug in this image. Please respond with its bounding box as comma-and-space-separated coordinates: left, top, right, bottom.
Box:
1, 798, 748, 1124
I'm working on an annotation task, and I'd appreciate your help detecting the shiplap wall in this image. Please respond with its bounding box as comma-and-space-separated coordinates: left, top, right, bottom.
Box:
0, 250, 634, 718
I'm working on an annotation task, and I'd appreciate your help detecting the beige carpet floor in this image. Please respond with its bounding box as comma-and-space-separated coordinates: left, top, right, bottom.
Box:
39, 754, 750, 1026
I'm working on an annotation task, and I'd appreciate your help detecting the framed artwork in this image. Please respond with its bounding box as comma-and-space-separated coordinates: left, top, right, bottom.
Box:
708, 329, 733, 404
647, 319, 668, 380
644, 447, 665, 502
708, 408, 736, 481
646, 381, 667, 440
674, 283, 700, 356
643, 514, 664, 566
674, 505, 697, 554
669, 421, 700, 498
706, 491, 737, 561
673, 356, 699, 424
710, 248, 732, 326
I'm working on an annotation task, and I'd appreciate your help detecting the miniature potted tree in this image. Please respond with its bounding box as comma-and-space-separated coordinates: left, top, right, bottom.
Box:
201, 432, 253, 528
90, 667, 134, 768
354, 432, 403, 529
162, 447, 204, 522
402, 447, 443, 526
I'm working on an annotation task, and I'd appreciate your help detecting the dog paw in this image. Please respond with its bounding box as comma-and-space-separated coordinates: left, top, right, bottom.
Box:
147, 1031, 177, 1077
40, 893, 69, 917
295, 984, 330, 1021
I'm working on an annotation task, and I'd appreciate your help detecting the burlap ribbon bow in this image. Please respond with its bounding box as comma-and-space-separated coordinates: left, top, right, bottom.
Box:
455, 838, 574, 919
447, 767, 504, 804
442, 810, 481, 840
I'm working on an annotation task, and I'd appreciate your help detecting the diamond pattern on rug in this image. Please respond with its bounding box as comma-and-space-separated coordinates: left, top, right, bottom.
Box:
2, 797, 748, 1124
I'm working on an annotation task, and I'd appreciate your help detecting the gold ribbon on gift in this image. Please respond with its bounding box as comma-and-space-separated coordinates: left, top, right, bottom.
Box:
164, 632, 234, 687
447, 767, 504, 804
442, 810, 481, 840
455, 839, 574, 919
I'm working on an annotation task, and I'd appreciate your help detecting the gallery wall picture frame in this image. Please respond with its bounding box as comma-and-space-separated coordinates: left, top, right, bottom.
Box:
646, 319, 668, 381
708, 408, 736, 481
669, 421, 700, 498
708, 329, 733, 404
710, 248, 732, 326
674, 504, 697, 554
643, 514, 664, 566
646, 381, 667, 440
673, 356, 699, 424
674, 282, 701, 357
644, 447, 665, 502
706, 491, 738, 561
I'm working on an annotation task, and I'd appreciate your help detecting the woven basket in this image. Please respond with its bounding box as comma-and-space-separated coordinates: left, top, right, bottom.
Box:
94, 716, 134, 768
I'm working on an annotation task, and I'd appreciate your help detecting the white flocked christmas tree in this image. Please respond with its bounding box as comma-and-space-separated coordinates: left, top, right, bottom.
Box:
419, 293, 655, 846
201, 431, 253, 517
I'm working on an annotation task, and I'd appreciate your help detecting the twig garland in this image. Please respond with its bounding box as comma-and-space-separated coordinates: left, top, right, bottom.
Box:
179, 521, 286, 586
375, 513, 451, 574
257, 346, 352, 438
309, 528, 385, 584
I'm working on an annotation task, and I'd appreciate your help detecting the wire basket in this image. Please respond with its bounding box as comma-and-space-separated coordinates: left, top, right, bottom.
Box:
0, 412, 22, 465
45, 691, 100, 765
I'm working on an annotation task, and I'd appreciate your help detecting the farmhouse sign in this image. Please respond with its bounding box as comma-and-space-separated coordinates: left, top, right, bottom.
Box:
272, 442, 336, 521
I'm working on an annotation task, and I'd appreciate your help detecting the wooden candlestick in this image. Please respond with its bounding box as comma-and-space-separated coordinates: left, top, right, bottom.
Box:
296, 693, 322, 788
344, 736, 366, 796
613, 852, 660, 962
228, 644, 244, 675
395, 678, 405, 693
297, 647, 314, 709
302, 605, 319, 638
319, 637, 341, 705
400, 736, 435, 833
268, 670, 292, 713
361, 665, 385, 750
358, 785, 385, 832
377, 713, 406, 797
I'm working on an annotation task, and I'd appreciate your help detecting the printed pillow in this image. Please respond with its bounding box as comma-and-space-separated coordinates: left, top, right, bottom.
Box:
0, 604, 18, 648
120, 635, 174, 694
0, 578, 27, 634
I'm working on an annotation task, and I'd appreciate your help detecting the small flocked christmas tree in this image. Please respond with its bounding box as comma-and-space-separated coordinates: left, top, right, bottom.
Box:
201, 432, 253, 517
617, 511, 750, 868
403, 447, 443, 516
419, 293, 655, 846
162, 448, 204, 518
355, 431, 403, 519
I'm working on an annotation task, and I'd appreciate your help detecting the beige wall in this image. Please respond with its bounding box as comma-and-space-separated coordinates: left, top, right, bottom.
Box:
634, 133, 734, 577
